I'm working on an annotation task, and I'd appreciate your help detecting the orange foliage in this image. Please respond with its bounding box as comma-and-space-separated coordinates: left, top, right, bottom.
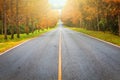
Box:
39, 10, 59, 29
103, 0, 120, 3
62, 0, 82, 25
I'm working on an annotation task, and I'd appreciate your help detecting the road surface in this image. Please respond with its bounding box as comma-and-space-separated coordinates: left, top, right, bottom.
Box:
0, 25, 120, 80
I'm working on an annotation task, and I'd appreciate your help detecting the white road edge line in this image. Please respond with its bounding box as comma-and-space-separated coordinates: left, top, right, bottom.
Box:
0, 39, 32, 56
69, 29, 120, 48
0, 30, 54, 56
58, 31, 62, 80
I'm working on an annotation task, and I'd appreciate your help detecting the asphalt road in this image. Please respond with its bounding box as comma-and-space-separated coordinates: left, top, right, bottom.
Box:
0, 25, 120, 80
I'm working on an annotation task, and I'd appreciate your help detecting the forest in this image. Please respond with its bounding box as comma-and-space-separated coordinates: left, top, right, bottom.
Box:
0, 0, 59, 40
0, 0, 120, 40
62, 0, 120, 36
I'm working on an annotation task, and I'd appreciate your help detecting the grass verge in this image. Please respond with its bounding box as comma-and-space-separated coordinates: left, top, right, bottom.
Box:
69, 27, 120, 46
0, 28, 54, 53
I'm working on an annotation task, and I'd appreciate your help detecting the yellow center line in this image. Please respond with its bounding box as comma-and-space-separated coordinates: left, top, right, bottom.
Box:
58, 31, 62, 80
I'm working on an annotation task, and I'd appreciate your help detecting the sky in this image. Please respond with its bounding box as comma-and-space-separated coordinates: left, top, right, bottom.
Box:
48, 0, 67, 9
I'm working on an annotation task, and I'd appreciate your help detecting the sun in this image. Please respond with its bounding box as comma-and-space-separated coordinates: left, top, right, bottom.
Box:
49, 0, 67, 9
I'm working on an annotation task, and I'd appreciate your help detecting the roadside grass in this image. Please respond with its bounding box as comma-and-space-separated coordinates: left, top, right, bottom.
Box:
0, 28, 54, 53
69, 27, 120, 46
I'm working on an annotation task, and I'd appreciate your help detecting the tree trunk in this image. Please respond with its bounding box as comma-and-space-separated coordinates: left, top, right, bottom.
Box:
2, 12, 4, 35
11, 0, 14, 39
31, 19, 34, 33
97, 14, 100, 31
16, 0, 20, 38
26, 16, 29, 35
3, 0, 7, 40
79, 19, 81, 28
96, 0, 100, 31
118, 14, 120, 36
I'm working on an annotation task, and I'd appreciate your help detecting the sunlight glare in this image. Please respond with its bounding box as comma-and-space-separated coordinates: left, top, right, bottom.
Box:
49, 0, 67, 9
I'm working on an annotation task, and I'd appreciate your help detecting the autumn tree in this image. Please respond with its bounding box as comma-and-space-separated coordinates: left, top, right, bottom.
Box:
62, 0, 120, 35
103, 0, 120, 35
0, 0, 59, 39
